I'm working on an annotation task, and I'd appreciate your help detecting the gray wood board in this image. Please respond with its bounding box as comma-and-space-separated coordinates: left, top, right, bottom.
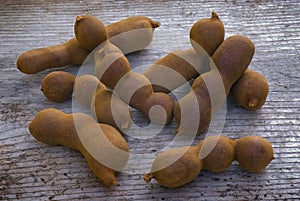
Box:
1, 0, 299, 200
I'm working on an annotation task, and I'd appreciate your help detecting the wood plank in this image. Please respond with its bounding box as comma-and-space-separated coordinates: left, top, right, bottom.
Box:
1, 0, 300, 200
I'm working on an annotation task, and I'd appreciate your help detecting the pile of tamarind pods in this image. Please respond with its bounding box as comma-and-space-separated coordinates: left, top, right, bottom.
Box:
17, 12, 273, 188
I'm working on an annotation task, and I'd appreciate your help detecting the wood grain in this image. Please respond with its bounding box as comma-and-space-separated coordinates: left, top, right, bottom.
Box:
1, 0, 300, 200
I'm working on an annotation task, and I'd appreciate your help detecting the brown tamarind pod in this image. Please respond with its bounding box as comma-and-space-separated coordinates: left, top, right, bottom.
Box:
174, 35, 255, 135
107, 15, 160, 54
235, 135, 274, 172
143, 12, 224, 93
17, 38, 90, 74
29, 108, 130, 186
143, 48, 207, 93
94, 43, 174, 125
74, 75, 132, 130
232, 69, 269, 110
198, 136, 235, 172
41, 71, 76, 103
74, 15, 108, 51
190, 11, 225, 56
17, 16, 160, 74
143, 146, 202, 188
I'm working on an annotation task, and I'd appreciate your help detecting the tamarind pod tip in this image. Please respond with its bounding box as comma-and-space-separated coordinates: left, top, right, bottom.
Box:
143, 173, 153, 183
211, 11, 219, 19
150, 20, 161, 28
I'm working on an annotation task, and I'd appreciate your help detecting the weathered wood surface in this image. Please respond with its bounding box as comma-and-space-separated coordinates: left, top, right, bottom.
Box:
1, 0, 300, 200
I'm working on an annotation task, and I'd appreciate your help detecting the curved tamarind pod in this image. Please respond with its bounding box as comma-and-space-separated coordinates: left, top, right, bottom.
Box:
29, 108, 130, 186
174, 35, 255, 135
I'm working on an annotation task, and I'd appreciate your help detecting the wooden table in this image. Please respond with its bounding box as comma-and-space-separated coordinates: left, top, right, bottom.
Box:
1, 0, 299, 200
